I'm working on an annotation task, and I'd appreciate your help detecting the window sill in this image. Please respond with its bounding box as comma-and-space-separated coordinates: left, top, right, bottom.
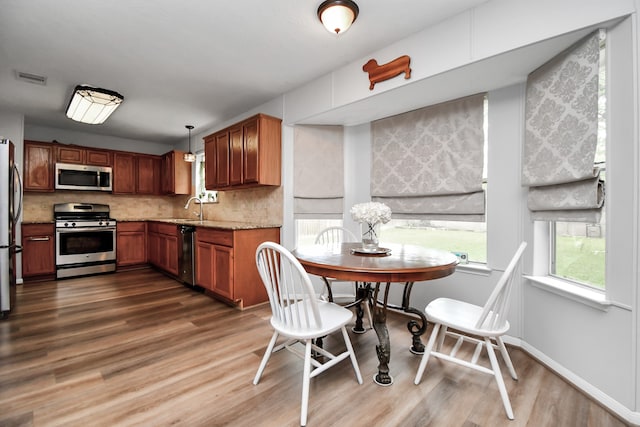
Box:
525, 275, 611, 311
456, 262, 491, 276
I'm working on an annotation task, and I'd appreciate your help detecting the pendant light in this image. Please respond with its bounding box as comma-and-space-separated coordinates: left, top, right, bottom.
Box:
183, 125, 196, 162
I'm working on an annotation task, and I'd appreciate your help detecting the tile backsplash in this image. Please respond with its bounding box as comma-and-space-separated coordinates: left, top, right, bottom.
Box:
22, 186, 283, 225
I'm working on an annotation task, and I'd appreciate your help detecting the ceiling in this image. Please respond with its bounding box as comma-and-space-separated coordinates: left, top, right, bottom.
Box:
0, 0, 493, 146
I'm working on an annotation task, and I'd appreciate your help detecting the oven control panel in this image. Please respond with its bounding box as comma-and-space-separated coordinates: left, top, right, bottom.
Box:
56, 219, 115, 228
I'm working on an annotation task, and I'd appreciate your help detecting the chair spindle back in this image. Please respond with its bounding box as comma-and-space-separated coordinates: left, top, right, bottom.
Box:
256, 242, 322, 331
314, 226, 358, 248
476, 242, 527, 331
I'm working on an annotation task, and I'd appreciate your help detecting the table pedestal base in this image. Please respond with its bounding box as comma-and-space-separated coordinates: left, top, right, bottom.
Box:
372, 304, 393, 385
370, 281, 428, 385
373, 373, 394, 386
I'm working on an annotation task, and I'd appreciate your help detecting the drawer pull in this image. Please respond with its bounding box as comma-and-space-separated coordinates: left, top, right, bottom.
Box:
27, 236, 50, 241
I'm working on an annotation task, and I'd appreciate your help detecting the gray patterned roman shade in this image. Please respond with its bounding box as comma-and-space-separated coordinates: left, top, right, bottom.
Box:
523, 30, 604, 222
371, 93, 486, 221
294, 125, 344, 218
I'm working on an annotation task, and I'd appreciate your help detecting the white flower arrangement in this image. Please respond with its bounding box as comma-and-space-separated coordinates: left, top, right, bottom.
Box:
350, 202, 392, 225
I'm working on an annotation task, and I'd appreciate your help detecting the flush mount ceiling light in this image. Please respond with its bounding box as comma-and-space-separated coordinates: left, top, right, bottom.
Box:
184, 125, 196, 162
65, 85, 124, 124
317, 0, 359, 35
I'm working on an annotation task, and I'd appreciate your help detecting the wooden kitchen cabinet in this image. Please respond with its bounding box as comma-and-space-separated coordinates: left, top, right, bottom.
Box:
147, 222, 179, 276
136, 154, 162, 195
24, 141, 54, 192
161, 150, 192, 195
203, 114, 281, 191
56, 145, 84, 164
229, 124, 243, 186
113, 152, 136, 194
195, 226, 280, 308
204, 131, 231, 189
56, 145, 112, 166
114, 152, 161, 195
116, 222, 147, 269
85, 149, 112, 166
21, 223, 55, 280
195, 229, 234, 300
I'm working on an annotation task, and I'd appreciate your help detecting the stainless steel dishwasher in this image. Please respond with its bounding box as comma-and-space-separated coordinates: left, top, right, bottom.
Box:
178, 225, 196, 286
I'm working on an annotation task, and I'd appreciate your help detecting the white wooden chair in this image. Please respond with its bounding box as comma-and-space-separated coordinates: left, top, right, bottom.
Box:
314, 226, 373, 331
253, 242, 363, 427
414, 242, 527, 420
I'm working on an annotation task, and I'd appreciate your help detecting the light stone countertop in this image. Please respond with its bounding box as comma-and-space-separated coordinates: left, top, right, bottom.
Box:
23, 218, 281, 230
126, 218, 281, 230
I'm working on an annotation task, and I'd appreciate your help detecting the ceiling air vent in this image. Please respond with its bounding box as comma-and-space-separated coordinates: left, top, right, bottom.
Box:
15, 71, 47, 85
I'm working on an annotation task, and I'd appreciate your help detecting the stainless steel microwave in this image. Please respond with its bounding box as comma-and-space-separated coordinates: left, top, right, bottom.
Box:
55, 163, 113, 192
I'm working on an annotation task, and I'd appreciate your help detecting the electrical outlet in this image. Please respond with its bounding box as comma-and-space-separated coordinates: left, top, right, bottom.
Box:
453, 251, 468, 264
202, 191, 218, 203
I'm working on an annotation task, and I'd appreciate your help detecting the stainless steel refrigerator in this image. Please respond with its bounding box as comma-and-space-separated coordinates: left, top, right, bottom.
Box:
0, 139, 23, 318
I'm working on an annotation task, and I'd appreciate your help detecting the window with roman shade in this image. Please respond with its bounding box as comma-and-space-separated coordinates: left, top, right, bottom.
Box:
371, 93, 486, 221
523, 30, 605, 222
294, 125, 344, 219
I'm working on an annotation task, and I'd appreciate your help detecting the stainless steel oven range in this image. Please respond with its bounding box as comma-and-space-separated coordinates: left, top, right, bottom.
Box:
54, 203, 116, 279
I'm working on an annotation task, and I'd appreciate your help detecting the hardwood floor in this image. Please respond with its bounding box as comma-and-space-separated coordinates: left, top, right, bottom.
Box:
0, 269, 629, 427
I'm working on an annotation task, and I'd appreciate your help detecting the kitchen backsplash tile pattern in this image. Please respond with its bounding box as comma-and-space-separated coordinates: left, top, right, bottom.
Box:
22, 186, 283, 225
200, 186, 282, 224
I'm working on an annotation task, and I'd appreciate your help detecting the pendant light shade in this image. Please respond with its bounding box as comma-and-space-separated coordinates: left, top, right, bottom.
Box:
65, 85, 123, 124
317, 0, 359, 35
184, 125, 196, 162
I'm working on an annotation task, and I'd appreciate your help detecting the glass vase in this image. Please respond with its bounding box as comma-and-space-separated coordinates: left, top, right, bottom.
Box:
360, 221, 380, 252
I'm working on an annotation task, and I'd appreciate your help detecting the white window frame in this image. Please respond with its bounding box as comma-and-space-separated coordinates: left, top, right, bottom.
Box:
194, 152, 218, 203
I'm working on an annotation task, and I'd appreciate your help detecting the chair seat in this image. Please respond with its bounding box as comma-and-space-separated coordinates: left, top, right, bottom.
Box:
271, 300, 355, 340
426, 297, 510, 337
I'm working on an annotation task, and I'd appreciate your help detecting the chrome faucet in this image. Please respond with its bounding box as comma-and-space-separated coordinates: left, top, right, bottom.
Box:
184, 196, 204, 221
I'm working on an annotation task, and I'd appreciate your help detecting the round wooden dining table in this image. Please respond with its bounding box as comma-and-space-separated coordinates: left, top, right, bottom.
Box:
292, 242, 458, 386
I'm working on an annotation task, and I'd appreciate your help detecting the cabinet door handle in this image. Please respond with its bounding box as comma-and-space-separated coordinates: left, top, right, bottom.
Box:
27, 236, 51, 241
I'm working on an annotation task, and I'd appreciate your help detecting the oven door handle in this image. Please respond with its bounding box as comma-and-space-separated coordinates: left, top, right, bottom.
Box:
56, 226, 116, 233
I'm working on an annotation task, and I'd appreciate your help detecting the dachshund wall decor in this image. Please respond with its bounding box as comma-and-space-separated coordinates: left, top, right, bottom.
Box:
362, 55, 411, 90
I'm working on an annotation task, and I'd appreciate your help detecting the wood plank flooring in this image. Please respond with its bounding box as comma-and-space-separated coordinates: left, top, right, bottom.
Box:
0, 269, 629, 427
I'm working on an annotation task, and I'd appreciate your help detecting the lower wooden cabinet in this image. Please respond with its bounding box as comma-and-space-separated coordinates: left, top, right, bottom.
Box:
147, 222, 179, 276
22, 223, 55, 281
195, 226, 279, 309
116, 222, 147, 269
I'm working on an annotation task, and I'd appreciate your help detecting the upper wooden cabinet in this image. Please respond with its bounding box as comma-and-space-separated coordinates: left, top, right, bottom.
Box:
136, 154, 162, 195
161, 150, 192, 195
23, 140, 190, 196
86, 149, 112, 166
114, 153, 163, 195
204, 131, 230, 189
24, 141, 54, 192
203, 114, 281, 190
56, 145, 84, 164
56, 145, 112, 166
113, 152, 136, 194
